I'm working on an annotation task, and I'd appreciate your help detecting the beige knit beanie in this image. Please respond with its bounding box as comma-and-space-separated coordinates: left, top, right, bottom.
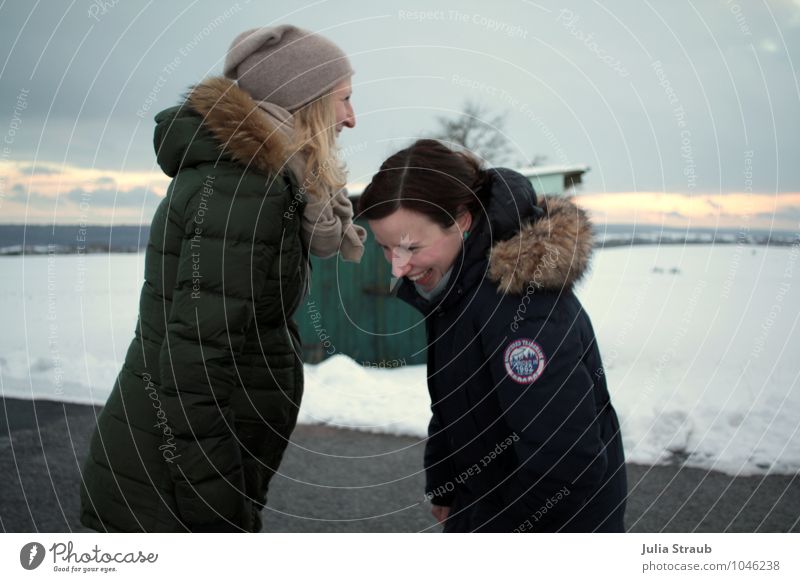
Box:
223, 25, 354, 112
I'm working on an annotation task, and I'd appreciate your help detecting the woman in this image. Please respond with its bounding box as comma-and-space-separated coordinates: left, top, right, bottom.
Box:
80, 25, 364, 532
360, 140, 626, 532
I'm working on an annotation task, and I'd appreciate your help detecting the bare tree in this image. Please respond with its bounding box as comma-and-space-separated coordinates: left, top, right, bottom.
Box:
527, 154, 549, 167
428, 100, 517, 166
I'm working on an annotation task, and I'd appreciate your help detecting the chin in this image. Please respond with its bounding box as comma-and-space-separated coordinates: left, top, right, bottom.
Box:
420, 280, 439, 292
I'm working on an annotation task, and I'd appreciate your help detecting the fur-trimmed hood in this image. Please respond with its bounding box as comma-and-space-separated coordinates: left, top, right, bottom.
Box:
468, 167, 593, 295
488, 195, 593, 294
154, 77, 293, 178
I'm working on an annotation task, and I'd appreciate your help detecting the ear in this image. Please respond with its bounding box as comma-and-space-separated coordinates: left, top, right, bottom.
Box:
455, 209, 473, 234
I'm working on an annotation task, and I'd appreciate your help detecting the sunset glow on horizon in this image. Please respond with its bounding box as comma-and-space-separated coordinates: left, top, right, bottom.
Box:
577, 191, 800, 231
2, 161, 798, 231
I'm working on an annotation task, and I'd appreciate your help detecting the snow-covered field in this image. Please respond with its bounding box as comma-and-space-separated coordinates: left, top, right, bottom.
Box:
1, 243, 799, 476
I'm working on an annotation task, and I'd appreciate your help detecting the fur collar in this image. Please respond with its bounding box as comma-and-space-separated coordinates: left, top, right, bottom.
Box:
487, 196, 593, 293
185, 76, 292, 176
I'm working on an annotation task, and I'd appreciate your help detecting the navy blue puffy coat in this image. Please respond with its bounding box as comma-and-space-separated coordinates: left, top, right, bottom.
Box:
396, 169, 627, 532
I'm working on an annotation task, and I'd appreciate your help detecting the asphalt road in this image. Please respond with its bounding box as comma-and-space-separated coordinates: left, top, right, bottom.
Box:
2, 397, 798, 533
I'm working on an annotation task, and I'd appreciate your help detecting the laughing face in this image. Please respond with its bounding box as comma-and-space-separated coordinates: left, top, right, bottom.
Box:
368, 207, 472, 292
332, 77, 355, 135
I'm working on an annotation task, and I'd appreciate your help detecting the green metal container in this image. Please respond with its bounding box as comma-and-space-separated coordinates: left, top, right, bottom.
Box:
296, 217, 427, 365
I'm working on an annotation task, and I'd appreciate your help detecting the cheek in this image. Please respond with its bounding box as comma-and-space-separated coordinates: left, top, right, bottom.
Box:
436, 239, 461, 268
413, 249, 435, 267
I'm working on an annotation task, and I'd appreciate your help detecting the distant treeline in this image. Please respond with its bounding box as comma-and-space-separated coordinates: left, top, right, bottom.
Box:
0, 223, 796, 255
596, 224, 799, 249
0, 224, 150, 255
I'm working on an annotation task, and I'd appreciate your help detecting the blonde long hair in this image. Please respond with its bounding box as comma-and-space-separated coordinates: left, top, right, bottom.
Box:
290, 92, 347, 201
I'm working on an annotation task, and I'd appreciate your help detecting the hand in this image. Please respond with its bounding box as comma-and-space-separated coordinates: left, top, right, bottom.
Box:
431, 504, 451, 524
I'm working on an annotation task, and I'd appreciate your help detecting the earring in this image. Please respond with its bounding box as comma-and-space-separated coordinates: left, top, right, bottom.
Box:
463, 231, 470, 240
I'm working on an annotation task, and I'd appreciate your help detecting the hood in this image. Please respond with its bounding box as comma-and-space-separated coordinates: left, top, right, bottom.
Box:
481, 167, 544, 241
487, 193, 593, 294
473, 167, 594, 294
153, 77, 292, 178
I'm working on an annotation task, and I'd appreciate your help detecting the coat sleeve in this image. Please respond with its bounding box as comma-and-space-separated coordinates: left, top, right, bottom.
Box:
158, 176, 284, 531
424, 409, 456, 507
479, 307, 608, 531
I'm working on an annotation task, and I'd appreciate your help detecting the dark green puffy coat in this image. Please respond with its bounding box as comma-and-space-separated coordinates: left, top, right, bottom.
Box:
80, 78, 308, 532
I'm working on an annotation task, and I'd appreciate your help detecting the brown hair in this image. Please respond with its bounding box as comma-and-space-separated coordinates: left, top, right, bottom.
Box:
358, 139, 487, 228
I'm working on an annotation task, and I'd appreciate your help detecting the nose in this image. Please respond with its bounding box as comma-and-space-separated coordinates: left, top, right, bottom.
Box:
343, 103, 355, 129
391, 249, 411, 278
392, 261, 411, 278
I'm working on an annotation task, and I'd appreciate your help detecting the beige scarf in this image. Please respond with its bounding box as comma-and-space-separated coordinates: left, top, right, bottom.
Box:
258, 101, 366, 262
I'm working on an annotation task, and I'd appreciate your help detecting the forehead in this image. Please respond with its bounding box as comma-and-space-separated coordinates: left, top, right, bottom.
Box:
332, 77, 352, 94
368, 208, 442, 242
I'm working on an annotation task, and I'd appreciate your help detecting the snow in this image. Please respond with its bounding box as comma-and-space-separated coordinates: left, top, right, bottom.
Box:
1, 242, 799, 476
300, 356, 430, 438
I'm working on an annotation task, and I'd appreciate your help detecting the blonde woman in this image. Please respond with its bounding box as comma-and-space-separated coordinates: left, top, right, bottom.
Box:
80, 25, 364, 532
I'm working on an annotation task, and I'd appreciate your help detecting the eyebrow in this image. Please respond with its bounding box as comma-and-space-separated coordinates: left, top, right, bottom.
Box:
373, 238, 420, 248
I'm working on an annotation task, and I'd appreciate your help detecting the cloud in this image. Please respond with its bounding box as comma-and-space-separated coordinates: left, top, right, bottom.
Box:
758, 38, 779, 53
65, 186, 162, 209
3, 1, 800, 208
5, 188, 53, 207
7, 185, 162, 210
754, 206, 800, 223
7, 191, 31, 204
4, 184, 40, 207
18, 165, 60, 176
1, 185, 164, 225
789, 0, 800, 26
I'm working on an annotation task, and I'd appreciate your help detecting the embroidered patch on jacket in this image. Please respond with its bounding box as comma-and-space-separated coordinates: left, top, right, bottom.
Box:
503, 339, 546, 384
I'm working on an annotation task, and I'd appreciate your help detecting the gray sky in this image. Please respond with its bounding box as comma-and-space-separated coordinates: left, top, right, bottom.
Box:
1, 0, 798, 226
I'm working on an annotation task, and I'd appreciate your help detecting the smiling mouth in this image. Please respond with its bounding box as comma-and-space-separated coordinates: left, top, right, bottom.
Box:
407, 268, 433, 284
